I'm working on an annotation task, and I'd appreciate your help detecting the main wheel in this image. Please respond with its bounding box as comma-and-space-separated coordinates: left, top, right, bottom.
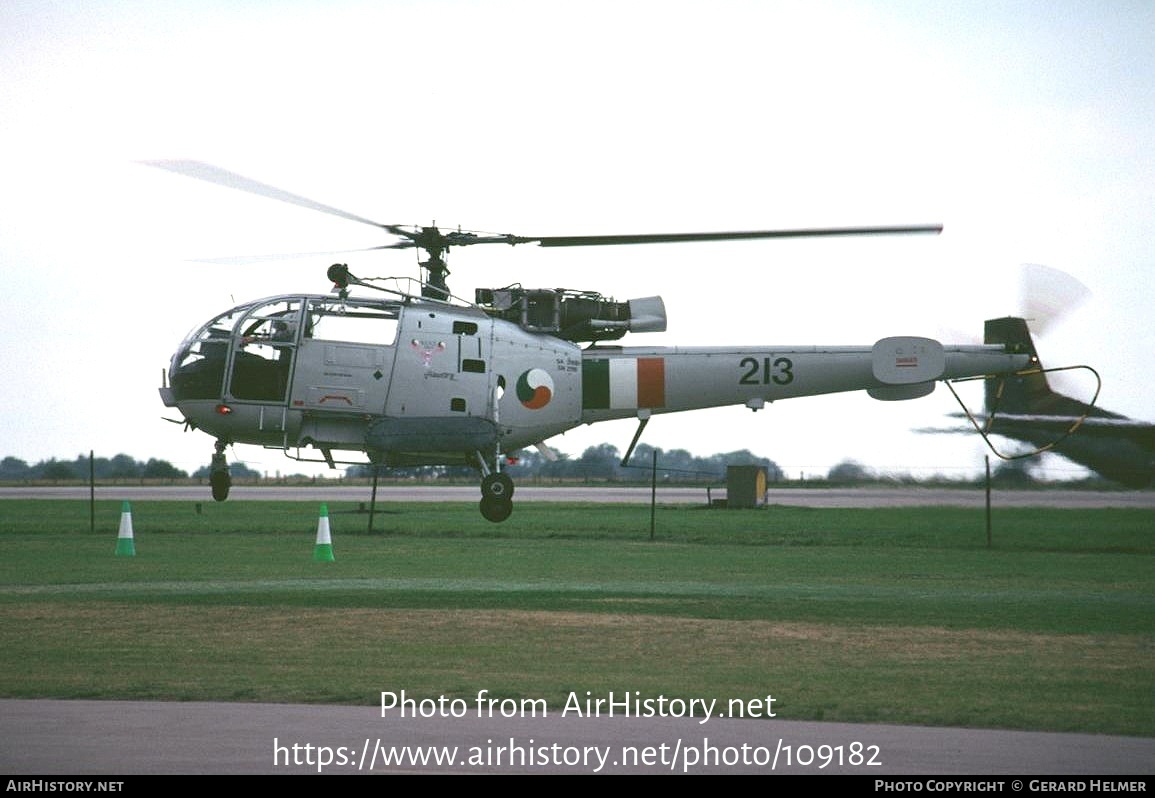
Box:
479, 496, 513, 523
480, 472, 514, 501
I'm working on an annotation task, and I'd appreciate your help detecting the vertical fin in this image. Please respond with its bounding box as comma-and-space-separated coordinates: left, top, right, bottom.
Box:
983, 317, 1047, 414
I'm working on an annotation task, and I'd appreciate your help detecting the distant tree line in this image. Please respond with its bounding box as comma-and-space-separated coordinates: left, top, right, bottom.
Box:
0, 454, 275, 482
349, 445, 1053, 486
349, 443, 786, 483
2, 446, 1051, 485
0, 454, 191, 481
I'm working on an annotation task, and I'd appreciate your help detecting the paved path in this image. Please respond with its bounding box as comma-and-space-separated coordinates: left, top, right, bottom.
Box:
2, 485, 1153, 508
2, 699, 1152, 775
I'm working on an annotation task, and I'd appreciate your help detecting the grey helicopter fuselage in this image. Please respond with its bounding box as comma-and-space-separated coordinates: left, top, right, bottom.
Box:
161, 292, 578, 467
160, 289, 1034, 476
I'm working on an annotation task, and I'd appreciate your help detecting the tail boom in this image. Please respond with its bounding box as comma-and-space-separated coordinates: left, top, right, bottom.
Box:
579, 341, 1030, 422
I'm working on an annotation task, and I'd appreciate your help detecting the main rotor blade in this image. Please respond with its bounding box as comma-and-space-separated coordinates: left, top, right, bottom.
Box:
193, 246, 392, 266
141, 159, 388, 230
516, 224, 943, 248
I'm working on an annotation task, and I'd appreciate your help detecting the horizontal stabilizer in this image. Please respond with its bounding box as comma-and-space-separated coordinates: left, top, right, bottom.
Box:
869, 383, 936, 401
872, 337, 945, 384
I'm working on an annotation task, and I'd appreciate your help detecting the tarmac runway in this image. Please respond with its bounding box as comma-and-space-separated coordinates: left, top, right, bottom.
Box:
2, 699, 1153, 775
3, 484, 1154, 507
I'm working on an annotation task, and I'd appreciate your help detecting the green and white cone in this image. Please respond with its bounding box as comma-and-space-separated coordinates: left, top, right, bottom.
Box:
313, 503, 334, 562
115, 500, 136, 557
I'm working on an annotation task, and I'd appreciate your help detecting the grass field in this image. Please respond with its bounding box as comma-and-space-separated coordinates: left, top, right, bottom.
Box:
0, 498, 1152, 736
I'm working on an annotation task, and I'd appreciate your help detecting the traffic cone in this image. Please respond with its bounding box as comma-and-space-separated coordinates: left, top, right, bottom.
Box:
115, 501, 136, 557
313, 503, 334, 562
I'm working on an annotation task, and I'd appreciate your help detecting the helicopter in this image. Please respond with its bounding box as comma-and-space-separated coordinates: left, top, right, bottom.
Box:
152, 160, 1043, 521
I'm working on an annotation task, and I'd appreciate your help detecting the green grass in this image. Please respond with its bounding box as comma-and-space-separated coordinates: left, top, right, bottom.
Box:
0, 499, 1152, 735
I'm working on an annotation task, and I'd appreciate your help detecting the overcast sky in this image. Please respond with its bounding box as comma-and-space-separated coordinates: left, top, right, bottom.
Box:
1, 0, 1152, 480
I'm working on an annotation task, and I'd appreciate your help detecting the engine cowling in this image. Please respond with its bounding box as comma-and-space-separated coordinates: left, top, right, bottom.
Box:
475, 288, 666, 342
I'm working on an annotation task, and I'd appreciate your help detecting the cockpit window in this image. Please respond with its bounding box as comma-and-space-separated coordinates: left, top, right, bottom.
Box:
168, 306, 247, 401
230, 299, 303, 401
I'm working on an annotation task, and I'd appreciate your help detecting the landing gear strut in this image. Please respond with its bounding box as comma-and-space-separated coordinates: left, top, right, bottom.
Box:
209, 440, 231, 502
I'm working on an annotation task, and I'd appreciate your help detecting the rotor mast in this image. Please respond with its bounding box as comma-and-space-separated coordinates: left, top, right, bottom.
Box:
412, 227, 451, 300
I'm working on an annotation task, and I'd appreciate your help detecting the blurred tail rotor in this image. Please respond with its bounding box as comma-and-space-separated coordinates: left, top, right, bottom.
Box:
1018, 263, 1091, 337
937, 263, 1092, 345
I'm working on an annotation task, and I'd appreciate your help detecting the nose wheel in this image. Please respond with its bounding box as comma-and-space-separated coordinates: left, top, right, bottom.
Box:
478, 472, 514, 522
209, 442, 231, 502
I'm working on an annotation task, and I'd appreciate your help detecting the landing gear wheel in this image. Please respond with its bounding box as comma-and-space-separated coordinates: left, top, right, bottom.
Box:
210, 468, 231, 502
479, 496, 513, 523
480, 472, 514, 501
209, 447, 231, 502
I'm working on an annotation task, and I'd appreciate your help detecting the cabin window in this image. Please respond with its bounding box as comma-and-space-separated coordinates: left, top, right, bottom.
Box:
307, 299, 400, 345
